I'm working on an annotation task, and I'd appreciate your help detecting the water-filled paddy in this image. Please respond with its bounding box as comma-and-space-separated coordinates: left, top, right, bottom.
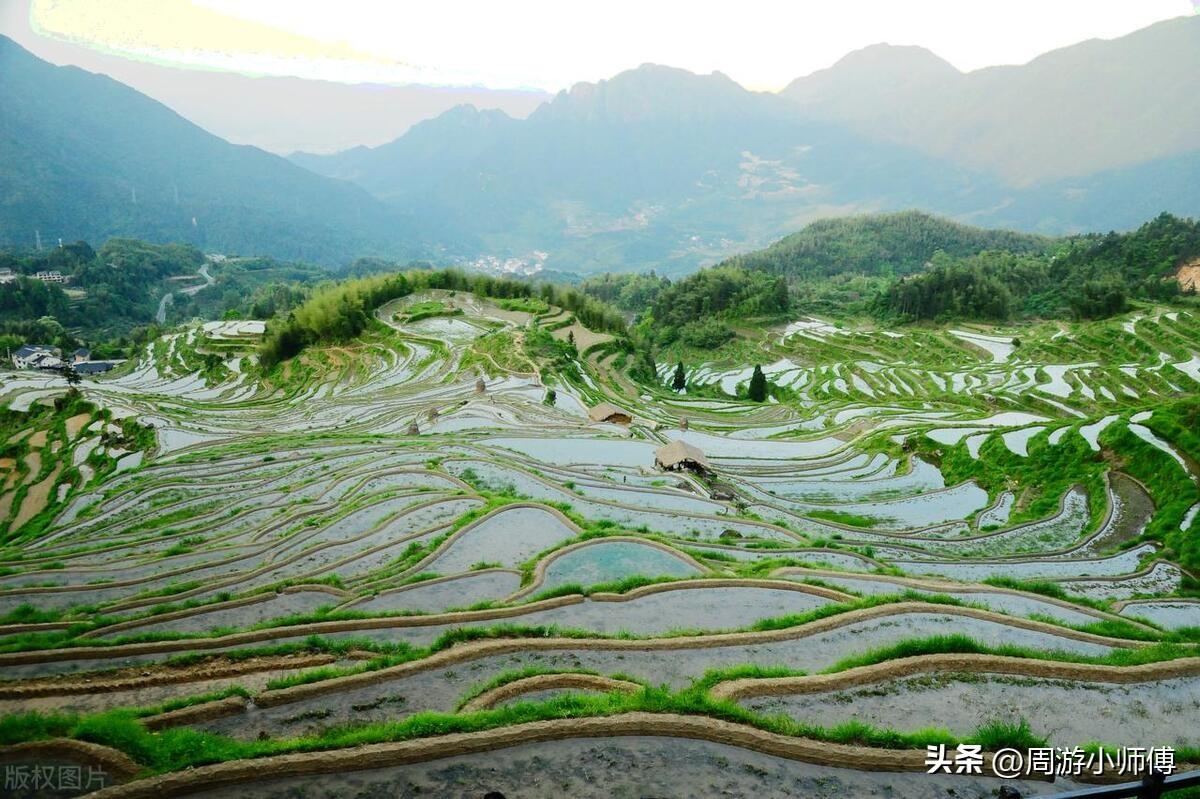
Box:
1119, 600, 1200, 629
741, 673, 1200, 748
537, 540, 702, 591
420, 506, 578, 573
348, 570, 522, 613
484, 437, 655, 467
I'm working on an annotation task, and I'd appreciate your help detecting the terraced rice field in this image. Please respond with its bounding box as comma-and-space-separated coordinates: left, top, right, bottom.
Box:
0, 296, 1197, 797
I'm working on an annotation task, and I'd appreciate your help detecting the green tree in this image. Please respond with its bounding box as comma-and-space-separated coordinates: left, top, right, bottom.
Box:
672, 361, 686, 391
62, 363, 82, 394
747, 365, 767, 402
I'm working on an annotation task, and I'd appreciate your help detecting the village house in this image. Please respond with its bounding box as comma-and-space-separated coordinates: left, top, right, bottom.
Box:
11, 344, 62, 370
73, 360, 118, 375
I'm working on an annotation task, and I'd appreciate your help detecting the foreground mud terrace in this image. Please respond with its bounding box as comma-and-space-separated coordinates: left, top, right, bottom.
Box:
715, 654, 1200, 749
177, 606, 1129, 740
85, 722, 1083, 799
743, 672, 1200, 749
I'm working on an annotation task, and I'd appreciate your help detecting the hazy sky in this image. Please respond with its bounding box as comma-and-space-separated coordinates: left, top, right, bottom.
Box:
29, 0, 1196, 91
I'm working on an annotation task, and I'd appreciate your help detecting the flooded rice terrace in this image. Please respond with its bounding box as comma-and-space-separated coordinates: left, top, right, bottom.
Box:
0, 298, 1197, 798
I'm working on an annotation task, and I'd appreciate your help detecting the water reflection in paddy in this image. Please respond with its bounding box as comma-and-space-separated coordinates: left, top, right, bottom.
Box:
539, 541, 702, 591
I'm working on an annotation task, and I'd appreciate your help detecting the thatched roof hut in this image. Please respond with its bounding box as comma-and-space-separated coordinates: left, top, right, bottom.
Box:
654, 439, 710, 474
587, 402, 632, 425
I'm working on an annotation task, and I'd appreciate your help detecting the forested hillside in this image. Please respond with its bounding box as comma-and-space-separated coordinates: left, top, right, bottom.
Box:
715, 211, 1053, 278
879, 212, 1200, 321
0, 35, 419, 265
575, 211, 1200, 353
0, 239, 205, 351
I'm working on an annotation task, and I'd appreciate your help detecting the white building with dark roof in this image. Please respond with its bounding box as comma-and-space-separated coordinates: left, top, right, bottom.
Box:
12, 344, 62, 369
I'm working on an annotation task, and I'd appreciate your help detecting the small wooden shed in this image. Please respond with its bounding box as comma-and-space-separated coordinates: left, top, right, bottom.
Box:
587, 402, 632, 425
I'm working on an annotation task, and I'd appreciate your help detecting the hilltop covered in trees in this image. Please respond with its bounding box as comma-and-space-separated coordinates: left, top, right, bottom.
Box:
260, 268, 628, 368
715, 211, 1054, 279
878, 213, 1200, 321
582, 266, 793, 349
578, 212, 1065, 347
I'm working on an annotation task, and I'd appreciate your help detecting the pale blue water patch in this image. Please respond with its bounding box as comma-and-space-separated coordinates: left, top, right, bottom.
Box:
552, 391, 588, 418
423, 507, 578, 573
1060, 561, 1184, 601
1001, 427, 1044, 457
445, 460, 794, 542
750, 452, 891, 482
539, 541, 702, 591
965, 433, 989, 459
352, 570, 521, 613
925, 488, 1091, 558
270, 495, 423, 557
573, 483, 723, 514
725, 419, 826, 439
749, 458, 943, 503
1129, 424, 1194, 479
788, 575, 1099, 626
425, 415, 514, 433
663, 430, 843, 460
98, 589, 338, 637
958, 412, 1049, 428
903, 543, 1156, 582
7, 610, 1115, 684
484, 437, 656, 467
823, 481, 988, 531
926, 428, 984, 446
1038, 363, 1097, 398
1118, 600, 1200, 630
1184, 502, 1199, 532
686, 546, 879, 572
977, 492, 1014, 529
1080, 415, 1119, 452
949, 330, 1014, 363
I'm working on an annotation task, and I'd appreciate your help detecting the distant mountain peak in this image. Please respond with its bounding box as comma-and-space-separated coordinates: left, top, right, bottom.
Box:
784, 42, 960, 103
532, 63, 770, 124
828, 43, 959, 76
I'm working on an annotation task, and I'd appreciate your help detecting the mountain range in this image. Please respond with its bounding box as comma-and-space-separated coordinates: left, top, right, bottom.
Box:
0, 35, 433, 264
783, 18, 1200, 185
2, 15, 1199, 273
